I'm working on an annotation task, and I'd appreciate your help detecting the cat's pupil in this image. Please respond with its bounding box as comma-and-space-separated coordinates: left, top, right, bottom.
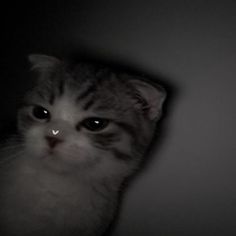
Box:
32, 106, 50, 120
82, 118, 109, 131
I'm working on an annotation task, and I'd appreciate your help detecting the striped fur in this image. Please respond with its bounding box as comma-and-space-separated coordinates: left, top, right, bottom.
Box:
0, 54, 166, 236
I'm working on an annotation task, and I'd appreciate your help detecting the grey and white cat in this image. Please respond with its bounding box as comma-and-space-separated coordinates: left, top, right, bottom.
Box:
0, 54, 166, 236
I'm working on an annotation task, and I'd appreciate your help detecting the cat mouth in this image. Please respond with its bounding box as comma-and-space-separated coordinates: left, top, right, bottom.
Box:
45, 147, 59, 157
48, 149, 54, 155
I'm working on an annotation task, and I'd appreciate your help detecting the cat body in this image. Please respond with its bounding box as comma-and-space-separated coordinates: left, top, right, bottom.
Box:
0, 55, 166, 236
0, 152, 117, 236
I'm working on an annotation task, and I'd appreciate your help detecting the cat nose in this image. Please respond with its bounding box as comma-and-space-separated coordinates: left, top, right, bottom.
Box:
45, 136, 63, 149
45, 121, 70, 148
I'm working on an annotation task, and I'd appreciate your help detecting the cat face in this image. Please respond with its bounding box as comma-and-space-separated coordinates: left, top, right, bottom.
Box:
17, 55, 166, 175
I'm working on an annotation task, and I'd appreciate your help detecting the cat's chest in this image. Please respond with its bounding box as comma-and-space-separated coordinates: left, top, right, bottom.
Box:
17, 164, 89, 203
0, 163, 110, 236
2, 161, 94, 217
0, 163, 99, 232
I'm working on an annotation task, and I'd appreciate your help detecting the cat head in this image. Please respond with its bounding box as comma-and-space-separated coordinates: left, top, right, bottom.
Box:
17, 54, 166, 176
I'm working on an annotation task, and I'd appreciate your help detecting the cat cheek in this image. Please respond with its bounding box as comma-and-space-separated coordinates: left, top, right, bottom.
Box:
67, 138, 98, 162
24, 127, 46, 154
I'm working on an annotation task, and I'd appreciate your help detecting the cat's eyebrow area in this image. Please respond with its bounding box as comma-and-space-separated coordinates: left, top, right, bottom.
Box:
50, 77, 67, 104
76, 83, 97, 101
70, 81, 98, 111
73, 81, 98, 111
35, 90, 55, 105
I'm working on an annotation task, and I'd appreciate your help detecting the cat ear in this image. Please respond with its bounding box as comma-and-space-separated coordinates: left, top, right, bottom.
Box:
130, 79, 166, 121
28, 54, 61, 72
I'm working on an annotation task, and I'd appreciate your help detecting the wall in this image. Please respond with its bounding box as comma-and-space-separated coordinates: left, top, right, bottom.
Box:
1, 1, 236, 235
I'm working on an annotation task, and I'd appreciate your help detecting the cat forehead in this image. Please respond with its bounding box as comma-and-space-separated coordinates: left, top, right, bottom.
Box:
26, 66, 137, 119
30, 81, 132, 121
34, 73, 131, 106
52, 95, 81, 122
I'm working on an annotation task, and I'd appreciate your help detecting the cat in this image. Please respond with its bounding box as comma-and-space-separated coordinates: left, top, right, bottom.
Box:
0, 54, 166, 236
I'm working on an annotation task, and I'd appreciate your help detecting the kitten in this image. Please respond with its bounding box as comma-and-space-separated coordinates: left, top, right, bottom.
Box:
0, 54, 166, 236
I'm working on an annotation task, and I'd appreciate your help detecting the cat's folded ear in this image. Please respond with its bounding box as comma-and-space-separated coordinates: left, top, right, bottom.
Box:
128, 77, 167, 121
28, 54, 61, 72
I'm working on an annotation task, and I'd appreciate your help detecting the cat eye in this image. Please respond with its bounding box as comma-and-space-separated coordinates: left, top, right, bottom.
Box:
81, 118, 109, 132
32, 105, 50, 121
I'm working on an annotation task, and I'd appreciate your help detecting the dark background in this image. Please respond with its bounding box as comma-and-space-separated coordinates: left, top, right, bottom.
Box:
1, 1, 236, 235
